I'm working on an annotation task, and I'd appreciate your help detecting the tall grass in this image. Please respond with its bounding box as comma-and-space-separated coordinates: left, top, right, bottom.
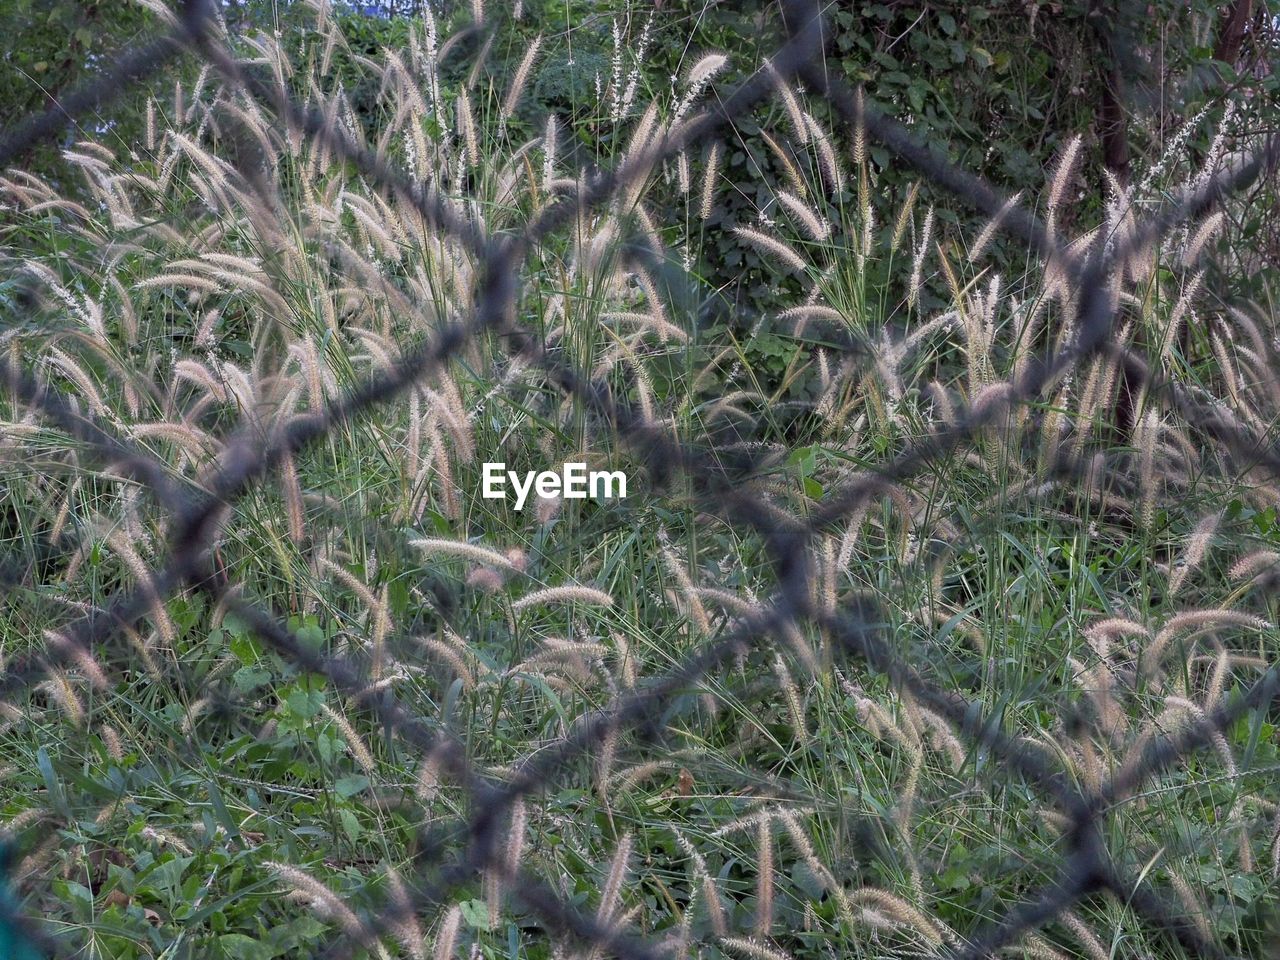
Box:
0, 4, 1277, 959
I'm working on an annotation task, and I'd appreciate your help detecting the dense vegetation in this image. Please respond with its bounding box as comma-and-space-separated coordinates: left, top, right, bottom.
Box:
1, 2, 1278, 959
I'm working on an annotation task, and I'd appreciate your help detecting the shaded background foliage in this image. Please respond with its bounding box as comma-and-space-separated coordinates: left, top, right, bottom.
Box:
2, 0, 1276, 439
7, 1, 1276, 248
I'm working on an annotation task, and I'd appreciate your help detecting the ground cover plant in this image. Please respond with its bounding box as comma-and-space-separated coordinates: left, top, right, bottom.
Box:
0, 1, 1279, 959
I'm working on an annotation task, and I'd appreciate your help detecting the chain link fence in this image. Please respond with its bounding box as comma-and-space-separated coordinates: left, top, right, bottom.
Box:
1, 1, 1279, 957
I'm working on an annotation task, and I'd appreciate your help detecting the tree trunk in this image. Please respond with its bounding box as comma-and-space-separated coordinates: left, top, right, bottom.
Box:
1098, 64, 1131, 186
1088, 6, 1132, 186
1214, 0, 1254, 67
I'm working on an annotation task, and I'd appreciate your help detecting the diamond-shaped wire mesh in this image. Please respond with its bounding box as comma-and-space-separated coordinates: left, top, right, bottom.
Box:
1, 2, 1278, 958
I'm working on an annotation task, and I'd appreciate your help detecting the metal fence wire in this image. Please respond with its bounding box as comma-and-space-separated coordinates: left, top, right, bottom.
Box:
1, 1, 1279, 958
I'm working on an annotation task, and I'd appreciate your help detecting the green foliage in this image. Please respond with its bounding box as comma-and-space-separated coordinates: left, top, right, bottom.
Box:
0, 1, 148, 114
0, 857, 42, 960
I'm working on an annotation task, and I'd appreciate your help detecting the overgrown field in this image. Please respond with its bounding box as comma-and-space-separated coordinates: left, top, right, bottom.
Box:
1, 3, 1279, 959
